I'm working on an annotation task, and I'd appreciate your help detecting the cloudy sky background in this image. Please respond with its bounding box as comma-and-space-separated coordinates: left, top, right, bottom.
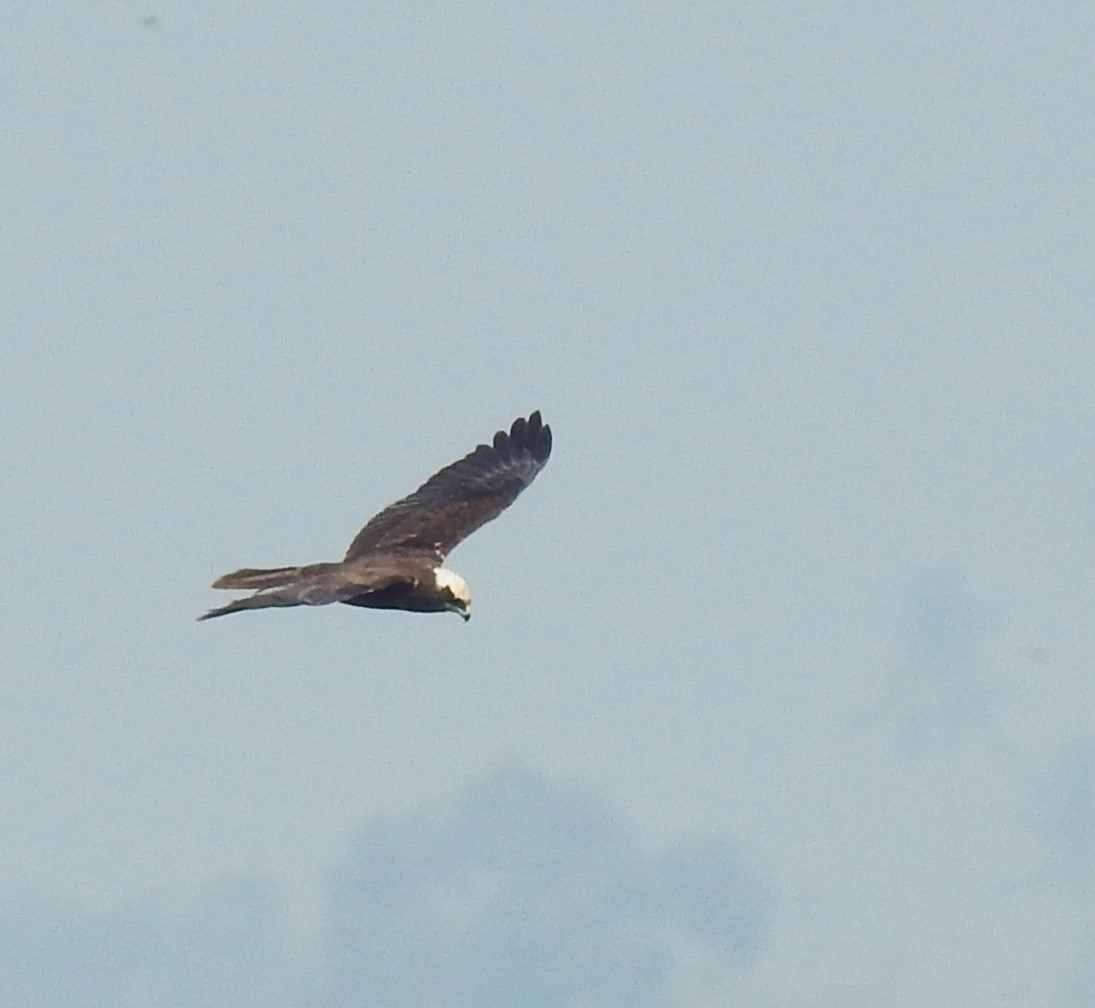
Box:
4, 1, 1094, 1004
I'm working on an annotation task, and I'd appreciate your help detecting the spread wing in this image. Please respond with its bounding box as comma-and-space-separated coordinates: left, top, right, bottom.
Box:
344, 411, 552, 562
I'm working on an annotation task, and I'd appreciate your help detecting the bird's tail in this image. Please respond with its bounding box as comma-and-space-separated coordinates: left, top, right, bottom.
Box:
201, 562, 343, 621
210, 566, 300, 590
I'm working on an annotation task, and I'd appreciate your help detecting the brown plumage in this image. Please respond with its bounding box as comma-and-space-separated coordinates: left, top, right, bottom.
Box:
198, 412, 552, 622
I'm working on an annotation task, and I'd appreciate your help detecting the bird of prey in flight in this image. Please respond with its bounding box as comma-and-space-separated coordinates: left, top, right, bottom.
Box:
199, 411, 552, 622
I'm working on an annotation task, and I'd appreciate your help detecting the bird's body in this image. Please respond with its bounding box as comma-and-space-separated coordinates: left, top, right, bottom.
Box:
199, 412, 551, 622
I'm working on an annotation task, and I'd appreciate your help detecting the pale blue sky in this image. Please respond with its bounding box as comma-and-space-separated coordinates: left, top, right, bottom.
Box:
3, 2, 1094, 1004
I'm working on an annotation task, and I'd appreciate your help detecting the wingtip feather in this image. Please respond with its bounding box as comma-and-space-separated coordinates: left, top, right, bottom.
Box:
501, 411, 551, 461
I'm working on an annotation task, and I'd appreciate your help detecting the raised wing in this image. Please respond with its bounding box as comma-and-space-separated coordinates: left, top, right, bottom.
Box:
344, 411, 552, 561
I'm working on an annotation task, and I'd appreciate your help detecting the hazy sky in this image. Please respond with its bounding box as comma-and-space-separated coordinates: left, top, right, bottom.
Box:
4, 2, 1094, 1005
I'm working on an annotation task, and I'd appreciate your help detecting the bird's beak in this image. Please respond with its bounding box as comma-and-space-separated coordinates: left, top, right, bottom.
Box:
447, 603, 470, 622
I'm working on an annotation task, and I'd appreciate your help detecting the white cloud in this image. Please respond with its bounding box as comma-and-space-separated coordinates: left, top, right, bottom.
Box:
315, 764, 769, 1007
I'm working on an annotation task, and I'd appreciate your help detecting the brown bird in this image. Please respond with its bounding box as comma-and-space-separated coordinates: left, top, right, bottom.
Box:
198, 412, 552, 622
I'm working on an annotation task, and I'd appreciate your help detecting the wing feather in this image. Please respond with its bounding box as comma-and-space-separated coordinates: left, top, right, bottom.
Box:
344, 411, 552, 561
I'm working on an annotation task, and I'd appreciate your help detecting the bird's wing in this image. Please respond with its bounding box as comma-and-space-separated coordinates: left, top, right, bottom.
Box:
344, 411, 552, 562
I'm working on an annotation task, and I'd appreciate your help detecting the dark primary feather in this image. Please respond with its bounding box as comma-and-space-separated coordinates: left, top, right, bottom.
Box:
343, 410, 552, 561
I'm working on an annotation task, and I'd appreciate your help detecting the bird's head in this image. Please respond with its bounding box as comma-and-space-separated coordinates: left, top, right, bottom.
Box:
434, 566, 471, 622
